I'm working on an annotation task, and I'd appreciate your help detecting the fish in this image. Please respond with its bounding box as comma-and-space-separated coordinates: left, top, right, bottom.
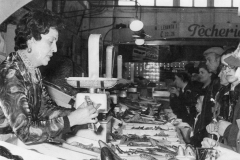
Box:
155, 145, 177, 155
99, 140, 122, 160
101, 147, 114, 160
177, 145, 185, 156
185, 145, 196, 158
139, 153, 158, 160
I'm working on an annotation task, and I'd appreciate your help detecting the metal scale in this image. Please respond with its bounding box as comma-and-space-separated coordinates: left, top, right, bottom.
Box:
66, 34, 117, 142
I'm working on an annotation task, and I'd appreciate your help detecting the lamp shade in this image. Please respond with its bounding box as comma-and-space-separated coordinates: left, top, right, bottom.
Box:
129, 19, 144, 31
135, 39, 145, 45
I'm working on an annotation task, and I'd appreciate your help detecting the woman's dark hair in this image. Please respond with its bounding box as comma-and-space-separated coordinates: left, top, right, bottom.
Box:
14, 9, 64, 51
175, 72, 190, 83
198, 62, 210, 73
184, 63, 198, 75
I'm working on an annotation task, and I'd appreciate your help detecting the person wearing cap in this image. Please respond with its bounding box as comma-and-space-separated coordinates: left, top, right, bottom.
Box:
202, 47, 223, 115
204, 46, 240, 153
203, 47, 224, 75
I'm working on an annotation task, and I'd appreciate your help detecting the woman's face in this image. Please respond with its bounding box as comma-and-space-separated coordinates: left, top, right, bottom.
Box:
222, 65, 238, 83
29, 28, 58, 67
218, 69, 229, 86
221, 54, 238, 83
198, 68, 212, 84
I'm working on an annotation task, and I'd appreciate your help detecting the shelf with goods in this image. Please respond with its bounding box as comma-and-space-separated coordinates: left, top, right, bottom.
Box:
124, 61, 202, 84
124, 62, 186, 88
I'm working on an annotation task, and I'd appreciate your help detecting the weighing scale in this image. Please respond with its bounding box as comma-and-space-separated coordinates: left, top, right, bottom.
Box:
66, 34, 118, 142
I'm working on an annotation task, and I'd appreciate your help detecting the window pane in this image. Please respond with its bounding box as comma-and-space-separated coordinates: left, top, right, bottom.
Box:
156, 0, 173, 6
180, 0, 193, 7
118, 1, 135, 6
233, 0, 239, 7
194, 0, 207, 7
214, 0, 231, 7
137, 0, 154, 6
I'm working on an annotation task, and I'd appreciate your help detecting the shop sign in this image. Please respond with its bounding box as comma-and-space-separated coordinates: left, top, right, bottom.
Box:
132, 46, 159, 61
159, 23, 179, 38
180, 23, 240, 38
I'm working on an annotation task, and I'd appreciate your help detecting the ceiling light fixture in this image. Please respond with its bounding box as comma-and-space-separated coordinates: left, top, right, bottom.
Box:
129, 19, 144, 31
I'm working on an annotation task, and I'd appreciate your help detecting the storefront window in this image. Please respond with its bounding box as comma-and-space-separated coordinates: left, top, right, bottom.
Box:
118, 1, 135, 6
156, 0, 173, 6
214, 0, 231, 7
233, 0, 239, 7
137, 0, 154, 6
118, 0, 235, 7
194, 0, 207, 7
180, 0, 193, 7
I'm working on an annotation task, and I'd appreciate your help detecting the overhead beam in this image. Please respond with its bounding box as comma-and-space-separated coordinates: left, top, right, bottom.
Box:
0, 0, 32, 24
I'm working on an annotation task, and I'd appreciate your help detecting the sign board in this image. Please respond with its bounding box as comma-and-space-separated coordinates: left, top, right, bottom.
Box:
159, 23, 179, 38
159, 23, 240, 39
132, 46, 159, 61
180, 23, 240, 38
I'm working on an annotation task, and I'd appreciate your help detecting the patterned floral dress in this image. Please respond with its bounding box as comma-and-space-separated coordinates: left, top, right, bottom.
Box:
0, 52, 73, 144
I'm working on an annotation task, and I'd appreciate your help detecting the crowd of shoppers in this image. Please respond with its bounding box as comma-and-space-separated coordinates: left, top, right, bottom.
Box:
170, 45, 240, 157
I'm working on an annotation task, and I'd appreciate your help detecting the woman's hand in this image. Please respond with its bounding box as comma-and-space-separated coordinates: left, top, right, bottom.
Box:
206, 122, 218, 134
67, 105, 98, 127
201, 137, 218, 148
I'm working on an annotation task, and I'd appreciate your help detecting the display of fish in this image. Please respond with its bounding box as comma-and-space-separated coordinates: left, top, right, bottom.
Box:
149, 138, 171, 146
127, 141, 152, 147
70, 142, 101, 153
120, 134, 150, 144
154, 131, 169, 137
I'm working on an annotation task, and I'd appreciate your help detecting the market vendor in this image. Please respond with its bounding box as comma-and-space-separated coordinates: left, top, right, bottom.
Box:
0, 9, 98, 144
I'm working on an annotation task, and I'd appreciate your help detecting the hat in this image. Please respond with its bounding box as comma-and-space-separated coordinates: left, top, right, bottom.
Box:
224, 44, 240, 67
224, 55, 240, 67
203, 47, 224, 56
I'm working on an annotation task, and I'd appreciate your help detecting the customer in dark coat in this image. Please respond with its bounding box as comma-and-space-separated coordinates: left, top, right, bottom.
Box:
169, 72, 198, 127
197, 63, 214, 132
213, 47, 236, 121
198, 48, 223, 137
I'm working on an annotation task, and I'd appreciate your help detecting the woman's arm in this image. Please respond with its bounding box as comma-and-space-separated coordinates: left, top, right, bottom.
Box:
0, 68, 73, 144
